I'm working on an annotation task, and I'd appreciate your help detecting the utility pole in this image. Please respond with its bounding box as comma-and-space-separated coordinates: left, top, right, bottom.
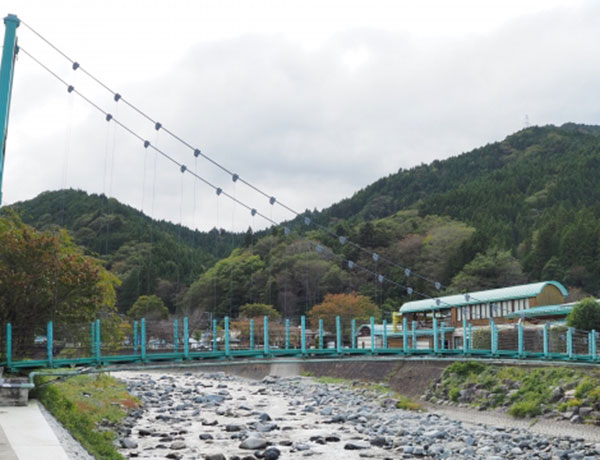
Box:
0, 14, 20, 206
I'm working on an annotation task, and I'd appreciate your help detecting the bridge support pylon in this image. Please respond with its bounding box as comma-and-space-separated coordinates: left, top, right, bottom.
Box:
0, 14, 20, 205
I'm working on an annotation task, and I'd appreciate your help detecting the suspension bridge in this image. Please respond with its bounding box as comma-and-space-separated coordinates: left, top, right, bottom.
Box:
0, 14, 598, 373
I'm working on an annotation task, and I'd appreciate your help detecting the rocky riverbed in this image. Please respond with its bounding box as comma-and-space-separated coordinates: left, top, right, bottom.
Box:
116, 370, 600, 459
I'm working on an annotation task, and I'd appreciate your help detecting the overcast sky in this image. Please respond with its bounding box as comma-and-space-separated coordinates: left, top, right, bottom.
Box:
2, 0, 598, 232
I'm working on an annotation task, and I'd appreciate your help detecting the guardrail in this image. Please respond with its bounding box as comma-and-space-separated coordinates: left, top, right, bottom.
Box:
1, 316, 598, 371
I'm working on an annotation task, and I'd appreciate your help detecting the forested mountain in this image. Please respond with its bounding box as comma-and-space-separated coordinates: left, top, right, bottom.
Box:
8, 123, 600, 320
7, 189, 240, 313
302, 123, 600, 295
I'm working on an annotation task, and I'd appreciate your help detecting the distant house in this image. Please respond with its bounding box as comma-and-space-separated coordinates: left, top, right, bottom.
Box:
399, 281, 568, 327
395, 281, 570, 349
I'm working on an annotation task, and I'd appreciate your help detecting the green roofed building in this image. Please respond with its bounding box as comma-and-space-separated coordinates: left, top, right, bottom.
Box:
395, 281, 570, 349
393, 281, 574, 348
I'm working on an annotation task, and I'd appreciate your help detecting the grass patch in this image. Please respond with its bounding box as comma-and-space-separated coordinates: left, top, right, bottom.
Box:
430, 361, 600, 419
33, 373, 139, 460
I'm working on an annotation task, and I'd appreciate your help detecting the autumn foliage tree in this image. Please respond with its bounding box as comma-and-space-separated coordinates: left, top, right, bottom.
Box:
308, 292, 381, 342
0, 213, 120, 356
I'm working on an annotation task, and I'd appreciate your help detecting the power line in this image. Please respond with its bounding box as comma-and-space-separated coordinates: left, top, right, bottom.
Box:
19, 46, 462, 310
19, 20, 452, 298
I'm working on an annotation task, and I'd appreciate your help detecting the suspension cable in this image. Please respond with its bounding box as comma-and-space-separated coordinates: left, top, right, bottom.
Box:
19, 45, 487, 310
18, 20, 451, 294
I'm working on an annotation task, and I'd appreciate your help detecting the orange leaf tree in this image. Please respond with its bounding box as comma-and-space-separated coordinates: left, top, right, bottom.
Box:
0, 212, 120, 357
308, 292, 381, 343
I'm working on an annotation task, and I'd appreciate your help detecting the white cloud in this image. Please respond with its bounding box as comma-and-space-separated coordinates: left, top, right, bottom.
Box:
2, 0, 599, 231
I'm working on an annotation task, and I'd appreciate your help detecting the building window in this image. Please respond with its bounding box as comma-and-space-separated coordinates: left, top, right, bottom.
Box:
524, 298, 530, 309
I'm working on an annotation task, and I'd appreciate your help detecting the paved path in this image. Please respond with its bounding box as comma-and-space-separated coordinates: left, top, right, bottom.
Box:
428, 403, 600, 442
0, 401, 69, 460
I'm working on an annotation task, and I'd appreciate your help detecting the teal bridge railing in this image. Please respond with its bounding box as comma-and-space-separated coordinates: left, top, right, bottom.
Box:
1, 315, 598, 371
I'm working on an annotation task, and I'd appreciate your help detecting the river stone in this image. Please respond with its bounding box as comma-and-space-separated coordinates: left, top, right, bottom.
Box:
240, 437, 269, 450
120, 438, 138, 449
170, 441, 186, 450
258, 412, 272, 422
225, 424, 243, 432
199, 433, 214, 440
205, 454, 226, 460
344, 442, 370, 450
263, 447, 281, 460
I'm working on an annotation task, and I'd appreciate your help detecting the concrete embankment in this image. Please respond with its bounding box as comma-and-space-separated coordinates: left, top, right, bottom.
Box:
157, 357, 451, 398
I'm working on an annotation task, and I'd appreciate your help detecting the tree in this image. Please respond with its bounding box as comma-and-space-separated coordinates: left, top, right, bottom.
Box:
239, 303, 281, 320
308, 293, 381, 342
0, 213, 120, 356
128, 294, 169, 320
566, 298, 600, 332
449, 248, 527, 292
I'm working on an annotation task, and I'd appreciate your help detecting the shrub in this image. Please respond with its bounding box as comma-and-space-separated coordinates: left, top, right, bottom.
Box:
509, 397, 542, 418
575, 377, 596, 399
567, 298, 600, 332
449, 387, 460, 402
444, 361, 485, 378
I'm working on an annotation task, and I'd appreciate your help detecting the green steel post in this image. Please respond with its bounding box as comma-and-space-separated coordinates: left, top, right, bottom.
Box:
567, 327, 573, 359
467, 323, 472, 353
370, 316, 375, 353
589, 331, 592, 357
301, 316, 306, 355
412, 320, 417, 350
0, 15, 20, 205
212, 319, 217, 351
173, 319, 178, 352
543, 323, 549, 358
319, 319, 324, 349
494, 323, 499, 355
383, 319, 388, 349
95, 319, 102, 365
225, 316, 230, 357
432, 317, 438, 353
90, 321, 95, 357
462, 308, 467, 353
285, 319, 290, 350
6, 323, 11, 369
592, 330, 597, 361
47, 321, 53, 367
518, 322, 524, 357
183, 317, 189, 359
263, 316, 270, 355
402, 317, 408, 353
249, 319, 254, 350
336, 316, 342, 354
351, 319, 357, 349
133, 321, 138, 355
490, 318, 497, 355
141, 318, 146, 362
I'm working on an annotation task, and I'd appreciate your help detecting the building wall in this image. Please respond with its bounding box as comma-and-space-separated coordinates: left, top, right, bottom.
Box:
536, 284, 566, 307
